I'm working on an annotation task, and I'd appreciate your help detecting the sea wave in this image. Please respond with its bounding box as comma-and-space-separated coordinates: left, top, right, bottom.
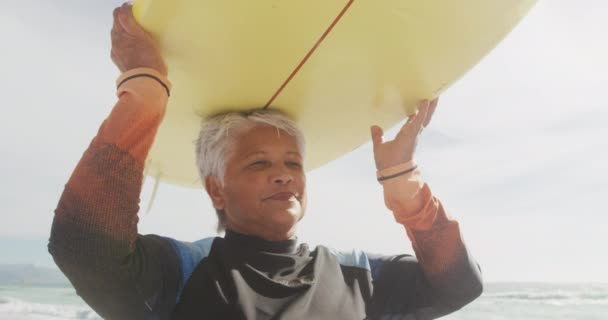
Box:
0, 296, 100, 320
484, 290, 608, 306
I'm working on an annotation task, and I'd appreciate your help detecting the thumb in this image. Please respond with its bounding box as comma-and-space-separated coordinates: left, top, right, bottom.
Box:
370, 125, 384, 148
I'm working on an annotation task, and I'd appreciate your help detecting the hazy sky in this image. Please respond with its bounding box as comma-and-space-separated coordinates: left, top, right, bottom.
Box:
1, 0, 607, 283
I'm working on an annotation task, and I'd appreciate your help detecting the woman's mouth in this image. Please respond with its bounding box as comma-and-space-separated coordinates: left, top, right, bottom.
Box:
267, 192, 296, 201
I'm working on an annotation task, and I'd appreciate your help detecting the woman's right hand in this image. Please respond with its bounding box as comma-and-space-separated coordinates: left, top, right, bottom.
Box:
111, 3, 167, 76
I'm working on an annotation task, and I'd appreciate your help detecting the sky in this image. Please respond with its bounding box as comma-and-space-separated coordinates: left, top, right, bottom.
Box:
1, 0, 607, 283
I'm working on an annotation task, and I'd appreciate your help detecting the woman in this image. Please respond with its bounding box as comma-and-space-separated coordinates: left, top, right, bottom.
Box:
49, 3, 482, 319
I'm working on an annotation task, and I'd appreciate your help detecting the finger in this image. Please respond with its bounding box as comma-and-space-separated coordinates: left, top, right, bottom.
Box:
398, 102, 423, 137
113, 6, 120, 21
370, 125, 384, 148
406, 110, 416, 123
406, 100, 428, 124
405, 99, 426, 122
112, 7, 125, 34
422, 98, 439, 128
111, 23, 125, 46
117, 4, 143, 35
410, 100, 430, 130
112, 9, 119, 32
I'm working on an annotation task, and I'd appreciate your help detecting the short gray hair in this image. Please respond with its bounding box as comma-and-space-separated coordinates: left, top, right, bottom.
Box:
195, 108, 306, 232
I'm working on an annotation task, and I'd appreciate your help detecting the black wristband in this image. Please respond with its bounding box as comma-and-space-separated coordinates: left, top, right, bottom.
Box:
377, 165, 418, 182
117, 73, 171, 97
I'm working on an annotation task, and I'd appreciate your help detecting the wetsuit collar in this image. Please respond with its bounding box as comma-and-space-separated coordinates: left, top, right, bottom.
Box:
224, 229, 299, 254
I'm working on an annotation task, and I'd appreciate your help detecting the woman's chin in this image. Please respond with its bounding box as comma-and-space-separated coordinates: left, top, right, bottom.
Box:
267, 209, 302, 232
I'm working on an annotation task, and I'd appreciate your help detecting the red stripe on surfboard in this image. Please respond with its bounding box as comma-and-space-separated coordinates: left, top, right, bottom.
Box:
263, 0, 355, 108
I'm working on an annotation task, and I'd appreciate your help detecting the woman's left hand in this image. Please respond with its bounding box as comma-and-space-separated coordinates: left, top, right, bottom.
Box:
370, 99, 438, 171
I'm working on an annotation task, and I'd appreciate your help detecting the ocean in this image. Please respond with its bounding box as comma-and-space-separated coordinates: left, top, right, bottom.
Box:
1, 282, 606, 320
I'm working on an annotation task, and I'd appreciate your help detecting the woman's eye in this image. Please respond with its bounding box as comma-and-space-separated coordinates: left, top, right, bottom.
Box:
287, 162, 302, 168
251, 160, 270, 167
249, 160, 301, 169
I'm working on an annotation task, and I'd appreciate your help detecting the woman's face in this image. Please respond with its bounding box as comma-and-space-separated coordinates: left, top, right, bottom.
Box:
205, 125, 307, 241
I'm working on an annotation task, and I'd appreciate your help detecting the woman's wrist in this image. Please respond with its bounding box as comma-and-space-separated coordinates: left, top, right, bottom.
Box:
376, 160, 417, 184
116, 68, 172, 97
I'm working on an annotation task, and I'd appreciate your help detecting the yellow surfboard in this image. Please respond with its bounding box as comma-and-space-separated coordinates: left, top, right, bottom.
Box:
132, 0, 537, 188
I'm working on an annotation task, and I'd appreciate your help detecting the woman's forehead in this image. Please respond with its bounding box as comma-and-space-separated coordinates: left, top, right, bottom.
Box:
243, 150, 302, 159
236, 126, 296, 145
230, 127, 301, 158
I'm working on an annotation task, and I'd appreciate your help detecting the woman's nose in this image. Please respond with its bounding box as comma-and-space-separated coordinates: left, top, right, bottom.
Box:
273, 172, 293, 184
271, 166, 294, 184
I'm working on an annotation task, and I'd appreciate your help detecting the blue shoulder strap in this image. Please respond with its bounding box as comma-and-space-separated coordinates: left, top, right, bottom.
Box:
327, 247, 371, 271
164, 237, 216, 300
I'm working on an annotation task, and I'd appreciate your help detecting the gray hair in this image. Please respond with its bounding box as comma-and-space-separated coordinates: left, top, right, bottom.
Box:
195, 108, 306, 232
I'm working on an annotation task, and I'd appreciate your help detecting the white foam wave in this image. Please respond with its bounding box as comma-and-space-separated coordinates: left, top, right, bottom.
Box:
484, 289, 608, 306
0, 296, 100, 320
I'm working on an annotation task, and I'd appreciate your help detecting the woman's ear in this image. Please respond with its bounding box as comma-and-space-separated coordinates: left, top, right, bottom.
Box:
204, 176, 225, 210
